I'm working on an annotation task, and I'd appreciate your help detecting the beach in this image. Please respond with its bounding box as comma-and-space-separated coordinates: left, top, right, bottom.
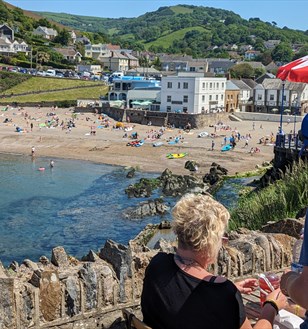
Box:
0, 106, 285, 175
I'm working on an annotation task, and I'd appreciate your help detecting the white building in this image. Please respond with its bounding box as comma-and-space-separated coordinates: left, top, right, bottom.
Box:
160, 72, 226, 114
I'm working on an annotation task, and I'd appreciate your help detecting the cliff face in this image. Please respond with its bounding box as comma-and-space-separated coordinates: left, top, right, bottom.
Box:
0, 222, 301, 329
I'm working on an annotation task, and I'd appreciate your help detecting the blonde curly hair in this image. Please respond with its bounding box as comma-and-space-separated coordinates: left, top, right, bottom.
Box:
172, 193, 230, 261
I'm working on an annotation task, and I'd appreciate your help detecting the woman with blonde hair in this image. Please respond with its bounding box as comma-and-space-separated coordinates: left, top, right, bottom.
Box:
141, 193, 286, 329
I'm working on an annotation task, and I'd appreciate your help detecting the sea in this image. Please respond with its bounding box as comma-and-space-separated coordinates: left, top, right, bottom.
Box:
0, 153, 248, 267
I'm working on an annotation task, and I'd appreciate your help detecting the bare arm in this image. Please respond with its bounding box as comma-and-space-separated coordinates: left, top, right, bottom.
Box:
281, 266, 308, 309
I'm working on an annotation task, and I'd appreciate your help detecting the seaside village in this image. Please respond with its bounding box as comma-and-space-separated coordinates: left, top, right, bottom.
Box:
1, 17, 308, 329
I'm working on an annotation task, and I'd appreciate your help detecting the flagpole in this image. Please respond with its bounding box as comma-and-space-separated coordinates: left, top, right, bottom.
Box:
279, 80, 286, 134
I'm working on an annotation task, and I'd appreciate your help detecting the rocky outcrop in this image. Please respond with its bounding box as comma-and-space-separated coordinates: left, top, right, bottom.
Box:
203, 162, 228, 186
123, 198, 170, 219
125, 168, 209, 198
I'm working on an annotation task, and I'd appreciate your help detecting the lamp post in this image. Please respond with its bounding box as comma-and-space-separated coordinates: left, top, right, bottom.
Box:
279, 80, 286, 134
293, 98, 299, 138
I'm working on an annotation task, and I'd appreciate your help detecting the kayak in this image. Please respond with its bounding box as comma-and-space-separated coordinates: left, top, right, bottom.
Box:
221, 144, 232, 152
166, 152, 188, 159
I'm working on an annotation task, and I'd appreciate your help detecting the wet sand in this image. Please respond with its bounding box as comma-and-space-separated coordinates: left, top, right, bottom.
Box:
0, 106, 288, 176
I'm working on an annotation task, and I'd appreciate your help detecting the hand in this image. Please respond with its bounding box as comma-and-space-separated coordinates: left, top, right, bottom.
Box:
266, 288, 288, 311
280, 271, 299, 297
235, 278, 258, 294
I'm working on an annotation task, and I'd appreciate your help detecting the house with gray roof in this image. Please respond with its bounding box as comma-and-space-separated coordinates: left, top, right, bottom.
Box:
253, 78, 308, 114
33, 26, 58, 40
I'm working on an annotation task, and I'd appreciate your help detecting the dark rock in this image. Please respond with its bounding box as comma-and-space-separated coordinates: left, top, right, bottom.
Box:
9, 261, 19, 272
29, 270, 42, 288
51, 246, 69, 267
184, 160, 198, 172
203, 163, 228, 185
261, 218, 304, 238
65, 276, 80, 316
81, 250, 100, 262
295, 206, 308, 219
126, 168, 136, 178
123, 198, 170, 219
159, 220, 171, 229
79, 263, 97, 310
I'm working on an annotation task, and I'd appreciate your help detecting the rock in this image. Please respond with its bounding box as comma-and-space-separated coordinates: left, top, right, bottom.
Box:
153, 239, 175, 253
65, 276, 80, 316
159, 220, 171, 229
79, 263, 97, 310
9, 261, 19, 272
123, 198, 170, 219
203, 163, 228, 186
39, 256, 49, 265
29, 270, 42, 288
22, 259, 39, 271
81, 250, 100, 262
126, 168, 136, 178
0, 261, 7, 278
261, 218, 304, 238
51, 246, 69, 267
40, 271, 61, 321
184, 160, 198, 172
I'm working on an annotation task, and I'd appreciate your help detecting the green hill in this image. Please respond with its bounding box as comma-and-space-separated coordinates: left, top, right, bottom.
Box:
36, 4, 308, 57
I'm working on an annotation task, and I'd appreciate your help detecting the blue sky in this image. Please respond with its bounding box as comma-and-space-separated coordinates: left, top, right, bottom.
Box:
7, 0, 308, 31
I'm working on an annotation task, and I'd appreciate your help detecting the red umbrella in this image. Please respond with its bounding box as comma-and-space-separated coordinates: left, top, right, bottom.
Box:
276, 55, 308, 82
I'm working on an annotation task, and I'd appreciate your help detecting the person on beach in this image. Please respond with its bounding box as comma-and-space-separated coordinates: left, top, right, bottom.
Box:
141, 194, 287, 329
280, 209, 308, 328
31, 146, 35, 157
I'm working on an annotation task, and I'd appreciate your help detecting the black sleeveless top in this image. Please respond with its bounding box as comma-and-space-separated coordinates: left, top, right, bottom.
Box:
141, 252, 246, 329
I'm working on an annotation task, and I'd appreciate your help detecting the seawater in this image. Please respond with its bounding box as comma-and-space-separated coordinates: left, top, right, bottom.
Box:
0, 153, 170, 266
0, 153, 253, 267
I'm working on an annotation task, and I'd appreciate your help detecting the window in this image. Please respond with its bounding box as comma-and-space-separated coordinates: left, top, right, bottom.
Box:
183, 107, 188, 113
202, 82, 205, 89
270, 94, 274, 100
183, 95, 188, 103
190, 67, 195, 72
221, 94, 224, 101
167, 106, 171, 112
210, 83, 212, 89
257, 94, 262, 100
216, 95, 218, 101
183, 82, 188, 89
216, 83, 219, 89
167, 82, 172, 88
222, 83, 224, 89
167, 95, 171, 102
209, 95, 212, 101
178, 82, 181, 89
206, 83, 208, 89
202, 95, 205, 102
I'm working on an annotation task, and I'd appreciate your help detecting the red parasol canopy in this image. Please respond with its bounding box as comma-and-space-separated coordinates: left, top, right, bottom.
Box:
276, 55, 308, 82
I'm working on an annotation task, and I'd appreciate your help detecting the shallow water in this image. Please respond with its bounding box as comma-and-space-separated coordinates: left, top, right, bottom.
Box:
0, 154, 168, 266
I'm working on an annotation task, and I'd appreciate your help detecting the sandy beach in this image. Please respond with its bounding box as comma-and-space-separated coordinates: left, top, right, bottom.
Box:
0, 106, 285, 176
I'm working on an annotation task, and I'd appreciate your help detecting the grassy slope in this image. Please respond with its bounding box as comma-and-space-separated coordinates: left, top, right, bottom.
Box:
0, 86, 107, 102
0, 76, 108, 102
2, 77, 105, 95
144, 26, 209, 49
169, 5, 194, 14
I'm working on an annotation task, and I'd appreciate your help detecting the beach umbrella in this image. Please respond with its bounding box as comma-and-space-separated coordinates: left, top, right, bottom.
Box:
271, 108, 279, 112
276, 55, 308, 82
284, 109, 291, 113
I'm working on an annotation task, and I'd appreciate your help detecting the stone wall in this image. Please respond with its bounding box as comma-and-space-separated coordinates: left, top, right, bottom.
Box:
97, 106, 229, 129
0, 219, 303, 329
